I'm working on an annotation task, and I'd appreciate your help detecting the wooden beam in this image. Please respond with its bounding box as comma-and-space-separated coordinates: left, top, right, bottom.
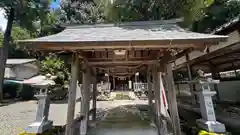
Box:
88, 60, 158, 66
186, 54, 197, 104
159, 51, 174, 72
78, 53, 96, 76
212, 57, 240, 66
175, 48, 192, 59
210, 65, 221, 101
165, 63, 181, 135
87, 57, 158, 62
65, 53, 79, 135
23, 40, 202, 51
174, 42, 240, 70
110, 72, 135, 76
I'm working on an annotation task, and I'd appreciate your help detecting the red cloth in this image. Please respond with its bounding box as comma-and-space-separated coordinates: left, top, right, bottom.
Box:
162, 90, 167, 108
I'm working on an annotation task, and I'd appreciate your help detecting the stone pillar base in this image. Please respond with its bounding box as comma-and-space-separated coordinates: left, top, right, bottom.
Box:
25, 120, 53, 134
196, 119, 226, 133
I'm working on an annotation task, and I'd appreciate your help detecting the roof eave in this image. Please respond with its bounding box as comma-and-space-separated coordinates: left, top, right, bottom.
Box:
18, 36, 228, 51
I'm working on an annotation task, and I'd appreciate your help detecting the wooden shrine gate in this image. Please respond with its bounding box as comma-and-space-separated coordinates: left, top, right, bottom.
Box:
18, 18, 227, 135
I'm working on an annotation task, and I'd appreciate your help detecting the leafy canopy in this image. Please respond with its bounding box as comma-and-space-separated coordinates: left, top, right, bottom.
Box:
98, 0, 214, 25
192, 0, 240, 33
40, 53, 69, 86
8, 26, 32, 58
57, 0, 105, 25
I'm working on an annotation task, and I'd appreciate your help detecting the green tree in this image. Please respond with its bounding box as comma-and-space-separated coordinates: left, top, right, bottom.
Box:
192, 0, 240, 33
58, 0, 105, 25
0, 0, 51, 102
40, 53, 69, 87
8, 26, 32, 58
98, 0, 214, 25
37, 10, 64, 37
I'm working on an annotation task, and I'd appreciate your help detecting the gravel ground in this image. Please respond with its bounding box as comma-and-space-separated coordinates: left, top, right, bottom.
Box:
0, 99, 148, 135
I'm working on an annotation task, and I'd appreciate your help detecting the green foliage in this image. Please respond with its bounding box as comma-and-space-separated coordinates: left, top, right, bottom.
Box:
8, 26, 32, 58
37, 11, 64, 37
58, 0, 105, 25
98, 0, 214, 25
0, 0, 51, 29
182, 0, 214, 25
11, 26, 32, 44
40, 53, 69, 86
192, 0, 240, 33
0, 0, 57, 37
0, 26, 32, 57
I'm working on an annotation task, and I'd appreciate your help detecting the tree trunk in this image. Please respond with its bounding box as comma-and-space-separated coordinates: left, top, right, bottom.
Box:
0, 8, 14, 102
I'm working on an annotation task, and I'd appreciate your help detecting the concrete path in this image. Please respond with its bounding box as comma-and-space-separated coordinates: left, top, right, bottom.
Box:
0, 99, 150, 135
88, 100, 158, 135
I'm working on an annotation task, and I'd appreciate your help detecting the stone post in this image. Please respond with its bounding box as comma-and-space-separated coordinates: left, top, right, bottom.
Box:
196, 80, 226, 133
24, 87, 53, 134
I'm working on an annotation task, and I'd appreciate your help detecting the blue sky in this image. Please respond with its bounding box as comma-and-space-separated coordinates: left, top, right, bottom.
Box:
50, 0, 60, 9
0, 1, 60, 31
0, 9, 6, 31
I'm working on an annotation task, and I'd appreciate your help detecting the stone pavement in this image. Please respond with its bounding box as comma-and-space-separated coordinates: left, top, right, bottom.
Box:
0, 99, 149, 135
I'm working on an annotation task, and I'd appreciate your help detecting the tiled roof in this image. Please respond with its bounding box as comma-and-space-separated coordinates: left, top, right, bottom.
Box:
19, 19, 227, 44
212, 16, 240, 34
6, 59, 36, 65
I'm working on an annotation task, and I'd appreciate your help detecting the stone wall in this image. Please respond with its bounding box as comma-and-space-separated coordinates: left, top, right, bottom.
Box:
176, 81, 240, 103
5, 61, 39, 80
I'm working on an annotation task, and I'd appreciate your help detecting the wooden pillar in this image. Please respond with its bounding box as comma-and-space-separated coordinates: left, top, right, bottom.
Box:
211, 69, 220, 101
147, 71, 153, 121
186, 64, 196, 104
209, 63, 220, 101
80, 66, 90, 135
113, 76, 116, 90
152, 65, 161, 135
186, 54, 197, 104
165, 63, 181, 135
92, 76, 97, 121
65, 54, 79, 135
